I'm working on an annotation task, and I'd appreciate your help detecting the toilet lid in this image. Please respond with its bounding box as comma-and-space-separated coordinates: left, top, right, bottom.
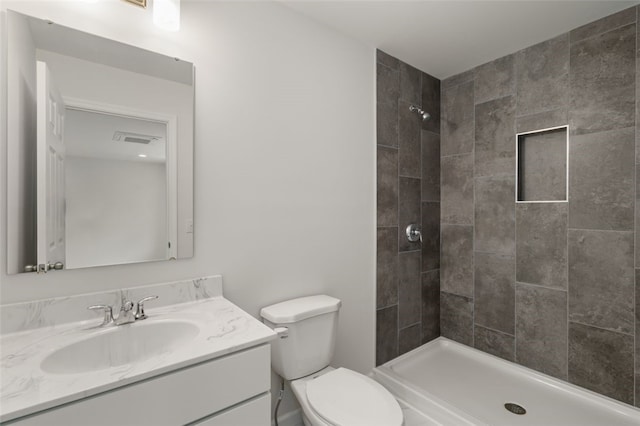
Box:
305, 368, 403, 426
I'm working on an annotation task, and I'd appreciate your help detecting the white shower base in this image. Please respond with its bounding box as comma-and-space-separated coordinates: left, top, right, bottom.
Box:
373, 337, 640, 426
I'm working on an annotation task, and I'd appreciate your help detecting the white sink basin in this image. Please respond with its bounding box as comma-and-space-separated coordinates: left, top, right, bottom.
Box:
41, 320, 199, 374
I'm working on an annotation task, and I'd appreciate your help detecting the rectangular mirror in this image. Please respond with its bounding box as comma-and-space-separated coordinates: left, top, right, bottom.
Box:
6, 10, 194, 274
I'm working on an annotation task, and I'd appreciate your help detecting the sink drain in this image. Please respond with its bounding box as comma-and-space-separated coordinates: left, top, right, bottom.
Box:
504, 403, 526, 415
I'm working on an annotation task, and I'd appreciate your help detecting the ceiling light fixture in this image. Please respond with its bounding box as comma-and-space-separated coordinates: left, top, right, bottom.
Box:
138, 154, 148, 158
153, 0, 180, 32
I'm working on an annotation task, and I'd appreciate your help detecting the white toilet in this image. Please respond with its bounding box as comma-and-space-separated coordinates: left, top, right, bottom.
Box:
261, 295, 403, 426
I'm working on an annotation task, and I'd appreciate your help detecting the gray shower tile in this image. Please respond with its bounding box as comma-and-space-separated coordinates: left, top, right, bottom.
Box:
376, 305, 398, 366
516, 34, 569, 116
569, 127, 634, 231
377, 227, 398, 309
378, 61, 400, 104
422, 72, 440, 134
636, 166, 640, 267
421, 202, 440, 272
474, 252, 515, 334
475, 96, 516, 177
376, 146, 398, 227
517, 127, 567, 201
637, 54, 640, 165
516, 203, 567, 289
377, 63, 399, 147
440, 292, 473, 346
569, 322, 634, 405
570, 24, 635, 135
516, 108, 568, 134
441, 225, 473, 298
516, 283, 568, 380
474, 325, 514, 362
377, 49, 399, 70
441, 153, 473, 225
474, 54, 515, 104
399, 177, 421, 252
399, 251, 422, 328
570, 6, 636, 43
636, 269, 640, 407
422, 270, 440, 343
442, 81, 474, 156
400, 62, 421, 105
399, 323, 422, 355
421, 130, 440, 201
443, 68, 474, 89
568, 229, 634, 334
377, 100, 399, 147
474, 175, 515, 255
399, 100, 421, 178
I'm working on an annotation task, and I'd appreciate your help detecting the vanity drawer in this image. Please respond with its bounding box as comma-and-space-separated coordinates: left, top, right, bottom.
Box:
190, 393, 270, 426
9, 344, 270, 426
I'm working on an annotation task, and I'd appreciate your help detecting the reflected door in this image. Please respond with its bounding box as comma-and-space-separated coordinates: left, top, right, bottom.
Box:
36, 61, 66, 272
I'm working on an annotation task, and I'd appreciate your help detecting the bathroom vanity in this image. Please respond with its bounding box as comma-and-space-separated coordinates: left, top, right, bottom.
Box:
0, 276, 276, 425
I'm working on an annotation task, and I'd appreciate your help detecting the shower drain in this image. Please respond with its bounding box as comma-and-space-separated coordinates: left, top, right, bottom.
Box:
504, 403, 527, 415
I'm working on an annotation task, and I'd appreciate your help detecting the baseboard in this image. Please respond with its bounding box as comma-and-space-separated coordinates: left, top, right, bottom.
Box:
272, 408, 303, 426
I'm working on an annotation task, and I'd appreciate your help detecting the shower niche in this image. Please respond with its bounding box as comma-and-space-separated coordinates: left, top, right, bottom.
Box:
516, 125, 568, 203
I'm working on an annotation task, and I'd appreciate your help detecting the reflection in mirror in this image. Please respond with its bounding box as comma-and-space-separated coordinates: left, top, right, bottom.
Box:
6, 10, 194, 274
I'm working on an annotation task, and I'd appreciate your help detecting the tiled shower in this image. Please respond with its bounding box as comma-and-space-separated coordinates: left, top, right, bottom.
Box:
376, 51, 441, 364
376, 5, 640, 407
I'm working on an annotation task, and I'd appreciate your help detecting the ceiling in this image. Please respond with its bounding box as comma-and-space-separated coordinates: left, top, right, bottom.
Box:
282, 1, 638, 79
65, 109, 167, 163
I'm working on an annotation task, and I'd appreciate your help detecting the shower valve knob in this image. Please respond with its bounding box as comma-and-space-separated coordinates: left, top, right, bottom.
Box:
406, 224, 422, 243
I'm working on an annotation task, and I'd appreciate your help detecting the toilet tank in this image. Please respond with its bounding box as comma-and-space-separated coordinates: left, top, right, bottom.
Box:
261, 295, 341, 380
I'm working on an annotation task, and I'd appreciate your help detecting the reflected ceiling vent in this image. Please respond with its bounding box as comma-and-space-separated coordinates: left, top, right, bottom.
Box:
113, 131, 161, 144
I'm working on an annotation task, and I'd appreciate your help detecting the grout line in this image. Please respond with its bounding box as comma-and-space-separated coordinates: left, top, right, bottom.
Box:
377, 143, 399, 151
514, 106, 570, 120
399, 321, 422, 332
398, 174, 421, 181
471, 73, 476, 349
514, 49, 521, 364
568, 319, 635, 338
474, 249, 515, 258
474, 92, 515, 107
419, 72, 425, 345
566, 227, 634, 234
513, 91, 519, 363
475, 323, 515, 338
634, 11, 637, 407
516, 280, 568, 292
566, 31, 571, 382
376, 302, 399, 312
440, 151, 473, 160
570, 19, 637, 46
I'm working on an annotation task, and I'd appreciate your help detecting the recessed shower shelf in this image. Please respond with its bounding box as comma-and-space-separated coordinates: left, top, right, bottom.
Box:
516, 125, 568, 203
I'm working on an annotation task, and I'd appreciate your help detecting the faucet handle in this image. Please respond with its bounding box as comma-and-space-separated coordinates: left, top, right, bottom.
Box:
135, 296, 158, 320
87, 305, 114, 326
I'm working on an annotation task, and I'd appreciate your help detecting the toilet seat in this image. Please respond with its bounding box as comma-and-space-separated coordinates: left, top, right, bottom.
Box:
305, 368, 403, 426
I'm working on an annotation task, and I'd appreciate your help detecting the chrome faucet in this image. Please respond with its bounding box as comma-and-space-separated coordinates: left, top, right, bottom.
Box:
88, 295, 158, 327
115, 298, 136, 325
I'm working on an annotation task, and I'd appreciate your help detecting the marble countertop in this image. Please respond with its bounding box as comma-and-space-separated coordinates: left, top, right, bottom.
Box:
0, 296, 276, 422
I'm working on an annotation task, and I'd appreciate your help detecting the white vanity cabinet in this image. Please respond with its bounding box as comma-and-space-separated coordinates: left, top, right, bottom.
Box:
7, 344, 271, 426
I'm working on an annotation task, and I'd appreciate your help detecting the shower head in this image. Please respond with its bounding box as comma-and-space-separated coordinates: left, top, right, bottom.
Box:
409, 105, 431, 121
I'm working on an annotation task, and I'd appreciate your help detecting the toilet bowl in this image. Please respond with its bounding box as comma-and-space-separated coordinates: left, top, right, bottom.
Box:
291, 367, 403, 426
260, 295, 404, 426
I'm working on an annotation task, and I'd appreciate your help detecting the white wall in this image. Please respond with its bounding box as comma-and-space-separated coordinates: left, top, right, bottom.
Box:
0, 0, 376, 419
65, 157, 167, 269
